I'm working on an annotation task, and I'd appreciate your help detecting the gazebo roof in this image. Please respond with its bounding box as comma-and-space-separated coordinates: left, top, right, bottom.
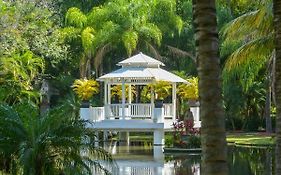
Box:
117, 52, 164, 67
98, 53, 187, 84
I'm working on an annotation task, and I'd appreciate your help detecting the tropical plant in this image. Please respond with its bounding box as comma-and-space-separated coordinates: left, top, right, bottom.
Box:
72, 78, 99, 101
111, 85, 136, 102
63, 7, 96, 78
178, 77, 199, 100
0, 103, 115, 175
0, 51, 44, 104
63, 0, 183, 77
221, 1, 274, 132
142, 81, 172, 101
0, 0, 68, 66
273, 0, 281, 173
193, 0, 228, 174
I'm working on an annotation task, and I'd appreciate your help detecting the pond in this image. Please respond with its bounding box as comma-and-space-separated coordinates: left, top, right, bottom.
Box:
100, 141, 275, 175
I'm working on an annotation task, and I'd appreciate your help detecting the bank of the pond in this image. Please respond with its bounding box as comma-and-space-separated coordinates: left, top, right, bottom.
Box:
226, 133, 275, 147
128, 132, 275, 147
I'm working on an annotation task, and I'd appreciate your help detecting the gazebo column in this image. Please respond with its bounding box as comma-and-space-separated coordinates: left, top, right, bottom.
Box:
121, 78, 126, 120
172, 83, 177, 120
128, 84, 132, 116
103, 82, 108, 141
107, 84, 111, 104
151, 86, 154, 119
104, 82, 108, 106
104, 82, 108, 119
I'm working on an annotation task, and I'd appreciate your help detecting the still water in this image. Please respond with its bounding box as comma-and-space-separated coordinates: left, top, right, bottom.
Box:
101, 141, 274, 175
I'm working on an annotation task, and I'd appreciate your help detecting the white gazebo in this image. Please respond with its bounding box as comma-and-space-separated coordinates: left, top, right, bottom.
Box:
97, 52, 186, 121
80, 52, 199, 145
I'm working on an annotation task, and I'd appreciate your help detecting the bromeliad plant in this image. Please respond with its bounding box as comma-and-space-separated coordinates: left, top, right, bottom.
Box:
72, 78, 99, 101
172, 119, 201, 148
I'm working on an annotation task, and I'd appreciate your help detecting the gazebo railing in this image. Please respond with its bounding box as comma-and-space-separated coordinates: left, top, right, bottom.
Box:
129, 103, 152, 118
90, 107, 105, 121
163, 104, 173, 119
91, 103, 174, 121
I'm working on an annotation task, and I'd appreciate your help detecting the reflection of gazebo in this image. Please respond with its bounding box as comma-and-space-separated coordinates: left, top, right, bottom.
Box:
97, 52, 186, 120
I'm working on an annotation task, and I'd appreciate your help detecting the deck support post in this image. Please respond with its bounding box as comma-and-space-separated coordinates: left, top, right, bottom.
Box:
153, 129, 164, 145
103, 130, 108, 141
94, 131, 99, 147
119, 131, 130, 146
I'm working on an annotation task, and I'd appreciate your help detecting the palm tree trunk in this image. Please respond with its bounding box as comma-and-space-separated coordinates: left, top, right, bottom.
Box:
273, 0, 281, 174
264, 81, 272, 133
192, 1, 228, 174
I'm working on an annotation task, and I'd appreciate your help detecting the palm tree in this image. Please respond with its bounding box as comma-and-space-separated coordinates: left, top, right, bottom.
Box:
221, 1, 274, 132
0, 103, 114, 175
192, 1, 228, 174
63, 0, 182, 77
273, 0, 281, 173
63, 7, 96, 78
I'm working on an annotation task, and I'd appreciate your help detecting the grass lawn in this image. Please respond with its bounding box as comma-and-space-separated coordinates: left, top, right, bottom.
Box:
128, 132, 275, 147
226, 132, 275, 146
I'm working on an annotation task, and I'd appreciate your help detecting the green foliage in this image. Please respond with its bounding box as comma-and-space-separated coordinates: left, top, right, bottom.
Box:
65, 7, 87, 28
0, 0, 69, 67
0, 51, 44, 104
63, 0, 183, 76
178, 77, 199, 100
221, 1, 273, 91
0, 103, 115, 174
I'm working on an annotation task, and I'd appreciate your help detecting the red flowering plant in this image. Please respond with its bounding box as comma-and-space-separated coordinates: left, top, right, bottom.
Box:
172, 119, 201, 148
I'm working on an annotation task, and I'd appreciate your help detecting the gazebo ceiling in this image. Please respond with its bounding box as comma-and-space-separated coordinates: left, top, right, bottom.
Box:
98, 53, 187, 84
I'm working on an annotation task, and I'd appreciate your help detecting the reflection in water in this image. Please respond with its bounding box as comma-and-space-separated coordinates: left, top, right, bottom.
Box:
228, 145, 275, 175
99, 142, 274, 175
102, 141, 200, 175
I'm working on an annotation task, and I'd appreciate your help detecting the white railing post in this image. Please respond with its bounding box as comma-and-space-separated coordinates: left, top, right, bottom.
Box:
153, 107, 163, 123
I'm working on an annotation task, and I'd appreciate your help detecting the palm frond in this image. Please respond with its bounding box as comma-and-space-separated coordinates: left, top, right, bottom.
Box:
138, 23, 162, 46
223, 34, 274, 90
60, 27, 81, 41
65, 7, 87, 28
145, 41, 162, 61
122, 30, 138, 56
221, 2, 273, 42
81, 27, 96, 53
166, 45, 195, 62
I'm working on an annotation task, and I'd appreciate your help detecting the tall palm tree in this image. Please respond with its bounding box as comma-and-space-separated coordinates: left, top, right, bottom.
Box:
273, 0, 281, 173
0, 103, 114, 175
192, 1, 228, 174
